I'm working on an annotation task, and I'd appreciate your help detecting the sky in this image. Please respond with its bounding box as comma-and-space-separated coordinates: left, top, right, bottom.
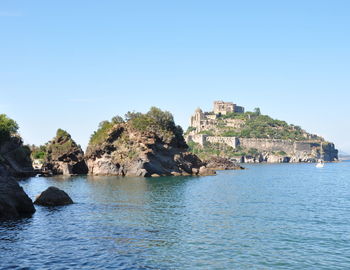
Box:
0, 0, 349, 152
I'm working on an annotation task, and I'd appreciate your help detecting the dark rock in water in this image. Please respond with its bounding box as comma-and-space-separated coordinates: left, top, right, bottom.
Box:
41, 129, 88, 176
34, 186, 73, 206
198, 166, 216, 176
0, 177, 35, 219
0, 136, 35, 177
205, 157, 245, 171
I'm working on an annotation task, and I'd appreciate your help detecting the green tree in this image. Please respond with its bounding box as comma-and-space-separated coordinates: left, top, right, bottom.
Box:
254, 107, 261, 115
124, 111, 142, 121
111, 115, 124, 124
0, 114, 19, 143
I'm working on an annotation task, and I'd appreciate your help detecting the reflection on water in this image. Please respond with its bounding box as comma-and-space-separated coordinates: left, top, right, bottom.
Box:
1, 163, 350, 269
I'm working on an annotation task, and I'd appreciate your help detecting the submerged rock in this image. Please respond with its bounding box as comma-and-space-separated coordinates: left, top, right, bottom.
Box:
41, 129, 88, 176
34, 186, 73, 206
0, 177, 35, 219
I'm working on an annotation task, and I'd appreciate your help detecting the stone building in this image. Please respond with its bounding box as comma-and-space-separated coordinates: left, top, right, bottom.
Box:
190, 108, 217, 133
213, 101, 245, 115
190, 101, 244, 132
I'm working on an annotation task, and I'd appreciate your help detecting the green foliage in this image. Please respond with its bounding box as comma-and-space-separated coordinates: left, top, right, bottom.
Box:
56, 128, 70, 139
0, 114, 19, 143
90, 107, 184, 146
129, 107, 179, 135
216, 112, 309, 141
188, 141, 246, 160
111, 115, 125, 124
199, 130, 214, 136
185, 126, 196, 134
222, 130, 240, 137
220, 112, 247, 120
30, 145, 47, 160
276, 151, 287, 156
254, 107, 261, 115
248, 148, 259, 155
90, 120, 114, 145
124, 111, 142, 121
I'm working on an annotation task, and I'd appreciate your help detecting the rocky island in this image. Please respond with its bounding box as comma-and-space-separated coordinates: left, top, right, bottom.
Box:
186, 101, 338, 163
41, 129, 88, 176
85, 107, 216, 177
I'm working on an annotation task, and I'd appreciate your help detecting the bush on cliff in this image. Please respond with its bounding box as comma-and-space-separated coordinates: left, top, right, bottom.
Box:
89, 107, 185, 147
0, 114, 19, 143
214, 110, 312, 141
30, 145, 47, 160
46, 129, 79, 158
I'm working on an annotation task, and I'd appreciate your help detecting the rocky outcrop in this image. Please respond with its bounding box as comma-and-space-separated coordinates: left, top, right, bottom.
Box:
34, 186, 73, 206
0, 176, 35, 219
0, 136, 35, 177
86, 122, 215, 177
41, 129, 88, 176
205, 157, 245, 170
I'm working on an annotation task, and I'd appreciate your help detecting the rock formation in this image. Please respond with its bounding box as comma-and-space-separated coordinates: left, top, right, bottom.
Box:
85, 108, 216, 177
34, 186, 73, 206
205, 157, 245, 170
0, 136, 35, 177
41, 129, 88, 176
0, 176, 36, 219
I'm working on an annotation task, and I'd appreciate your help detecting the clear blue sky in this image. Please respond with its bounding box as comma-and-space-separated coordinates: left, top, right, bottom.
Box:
1, 1, 349, 152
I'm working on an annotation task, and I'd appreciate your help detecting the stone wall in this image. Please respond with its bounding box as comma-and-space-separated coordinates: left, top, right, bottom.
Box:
206, 136, 238, 148
238, 138, 296, 154
187, 135, 320, 155
186, 135, 337, 162
187, 134, 207, 146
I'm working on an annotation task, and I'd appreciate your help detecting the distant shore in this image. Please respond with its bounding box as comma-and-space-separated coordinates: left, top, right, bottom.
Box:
339, 156, 350, 161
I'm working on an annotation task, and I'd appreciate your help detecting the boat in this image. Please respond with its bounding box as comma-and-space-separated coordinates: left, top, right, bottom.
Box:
316, 143, 325, 168
316, 160, 324, 168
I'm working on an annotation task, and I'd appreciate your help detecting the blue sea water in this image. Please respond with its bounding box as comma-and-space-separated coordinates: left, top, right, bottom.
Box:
1, 162, 350, 269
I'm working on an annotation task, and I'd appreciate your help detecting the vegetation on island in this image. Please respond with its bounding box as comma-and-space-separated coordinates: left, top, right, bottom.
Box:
46, 129, 81, 159
89, 107, 184, 147
0, 114, 19, 143
30, 145, 47, 160
0, 114, 33, 171
31, 129, 82, 162
188, 141, 246, 160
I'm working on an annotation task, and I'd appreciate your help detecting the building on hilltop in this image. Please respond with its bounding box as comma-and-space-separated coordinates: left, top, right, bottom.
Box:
213, 101, 245, 115
190, 101, 245, 132
190, 108, 216, 133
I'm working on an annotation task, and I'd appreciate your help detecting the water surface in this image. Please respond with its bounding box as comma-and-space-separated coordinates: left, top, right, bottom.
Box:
1, 162, 350, 269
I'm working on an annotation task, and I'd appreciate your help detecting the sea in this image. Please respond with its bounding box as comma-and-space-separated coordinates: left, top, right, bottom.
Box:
1, 162, 350, 269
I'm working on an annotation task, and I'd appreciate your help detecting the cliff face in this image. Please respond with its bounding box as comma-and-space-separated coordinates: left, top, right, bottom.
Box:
0, 136, 34, 177
85, 123, 214, 177
236, 139, 338, 163
42, 129, 88, 175
188, 135, 338, 163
